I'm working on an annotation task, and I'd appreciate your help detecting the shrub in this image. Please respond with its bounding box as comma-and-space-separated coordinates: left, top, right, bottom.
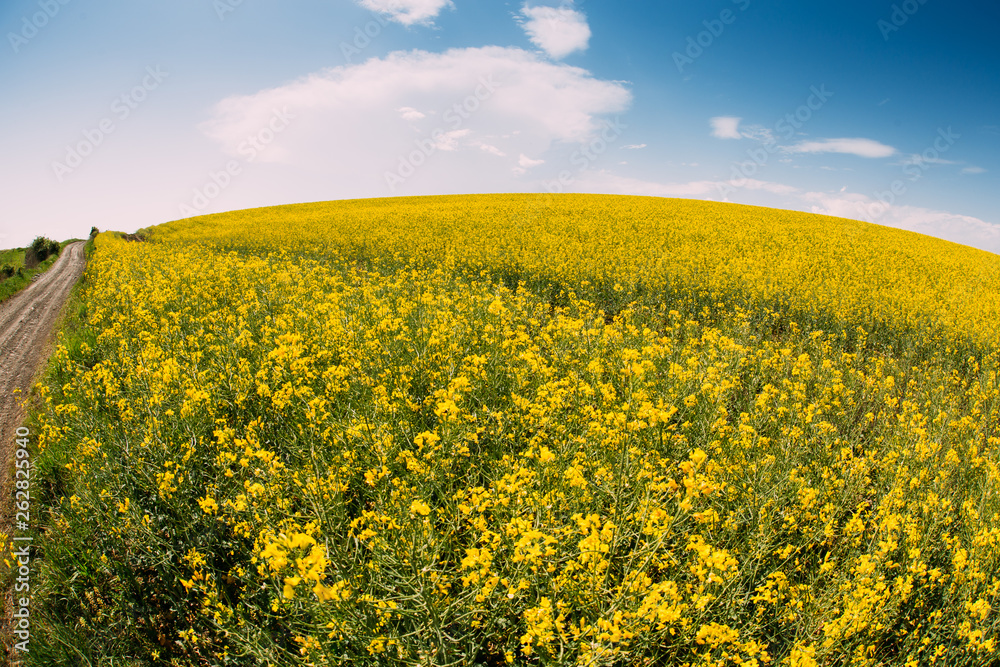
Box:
27, 236, 60, 266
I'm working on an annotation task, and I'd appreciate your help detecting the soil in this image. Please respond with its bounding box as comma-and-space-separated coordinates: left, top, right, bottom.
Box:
0, 241, 87, 661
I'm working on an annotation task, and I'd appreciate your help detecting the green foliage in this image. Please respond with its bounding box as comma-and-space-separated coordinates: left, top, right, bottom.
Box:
0, 244, 64, 303
28, 236, 61, 265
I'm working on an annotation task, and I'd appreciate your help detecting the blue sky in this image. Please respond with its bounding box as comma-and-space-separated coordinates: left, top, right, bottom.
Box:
1, 0, 998, 252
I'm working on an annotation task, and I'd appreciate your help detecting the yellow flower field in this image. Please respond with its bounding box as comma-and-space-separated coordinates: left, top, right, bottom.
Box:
13, 194, 1000, 666
152, 194, 1000, 355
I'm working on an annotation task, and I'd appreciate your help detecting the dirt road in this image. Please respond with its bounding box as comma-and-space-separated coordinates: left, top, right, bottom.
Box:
0, 241, 87, 455
0, 240, 86, 660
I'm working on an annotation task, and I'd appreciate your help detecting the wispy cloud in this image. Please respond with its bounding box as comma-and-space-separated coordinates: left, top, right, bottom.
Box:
801, 189, 1000, 253
567, 172, 1000, 254
356, 0, 453, 26
519, 4, 591, 60
477, 142, 507, 157
962, 166, 987, 174
738, 124, 775, 144
786, 137, 897, 158
513, 153, 545, 175
621, 143, 647, 150
574, 172, 722, 197
398, 106, 426, 120
710, 116, 742, 139
897, 154, 957, 166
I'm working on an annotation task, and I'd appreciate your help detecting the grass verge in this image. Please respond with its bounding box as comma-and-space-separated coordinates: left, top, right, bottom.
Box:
0, 240, 82, 305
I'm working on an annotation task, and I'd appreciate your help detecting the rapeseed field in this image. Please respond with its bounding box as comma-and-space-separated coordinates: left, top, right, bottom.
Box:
12, 194, 1000, 666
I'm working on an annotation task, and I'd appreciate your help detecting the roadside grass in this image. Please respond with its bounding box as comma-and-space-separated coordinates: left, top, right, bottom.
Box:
0, 248, 25, 270
0, 239, 82, 305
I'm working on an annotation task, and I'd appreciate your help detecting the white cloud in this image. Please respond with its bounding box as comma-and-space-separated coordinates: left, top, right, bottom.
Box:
621, 143, 647, 150
710, 116, 742, 140
200, 46, 630, 198
432, 129, 470, 151
897, 154, 957, 167
478, 142, 507, 157
512, 153, 544, 176
962, 166, 987, 174
786, 137, 897, 158
398, 106, 426, 120
519, 5, 591, 59
356, 0, 453, 26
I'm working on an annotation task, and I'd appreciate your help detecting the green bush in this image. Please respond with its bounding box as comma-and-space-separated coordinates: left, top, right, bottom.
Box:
27, 235, 61, 266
